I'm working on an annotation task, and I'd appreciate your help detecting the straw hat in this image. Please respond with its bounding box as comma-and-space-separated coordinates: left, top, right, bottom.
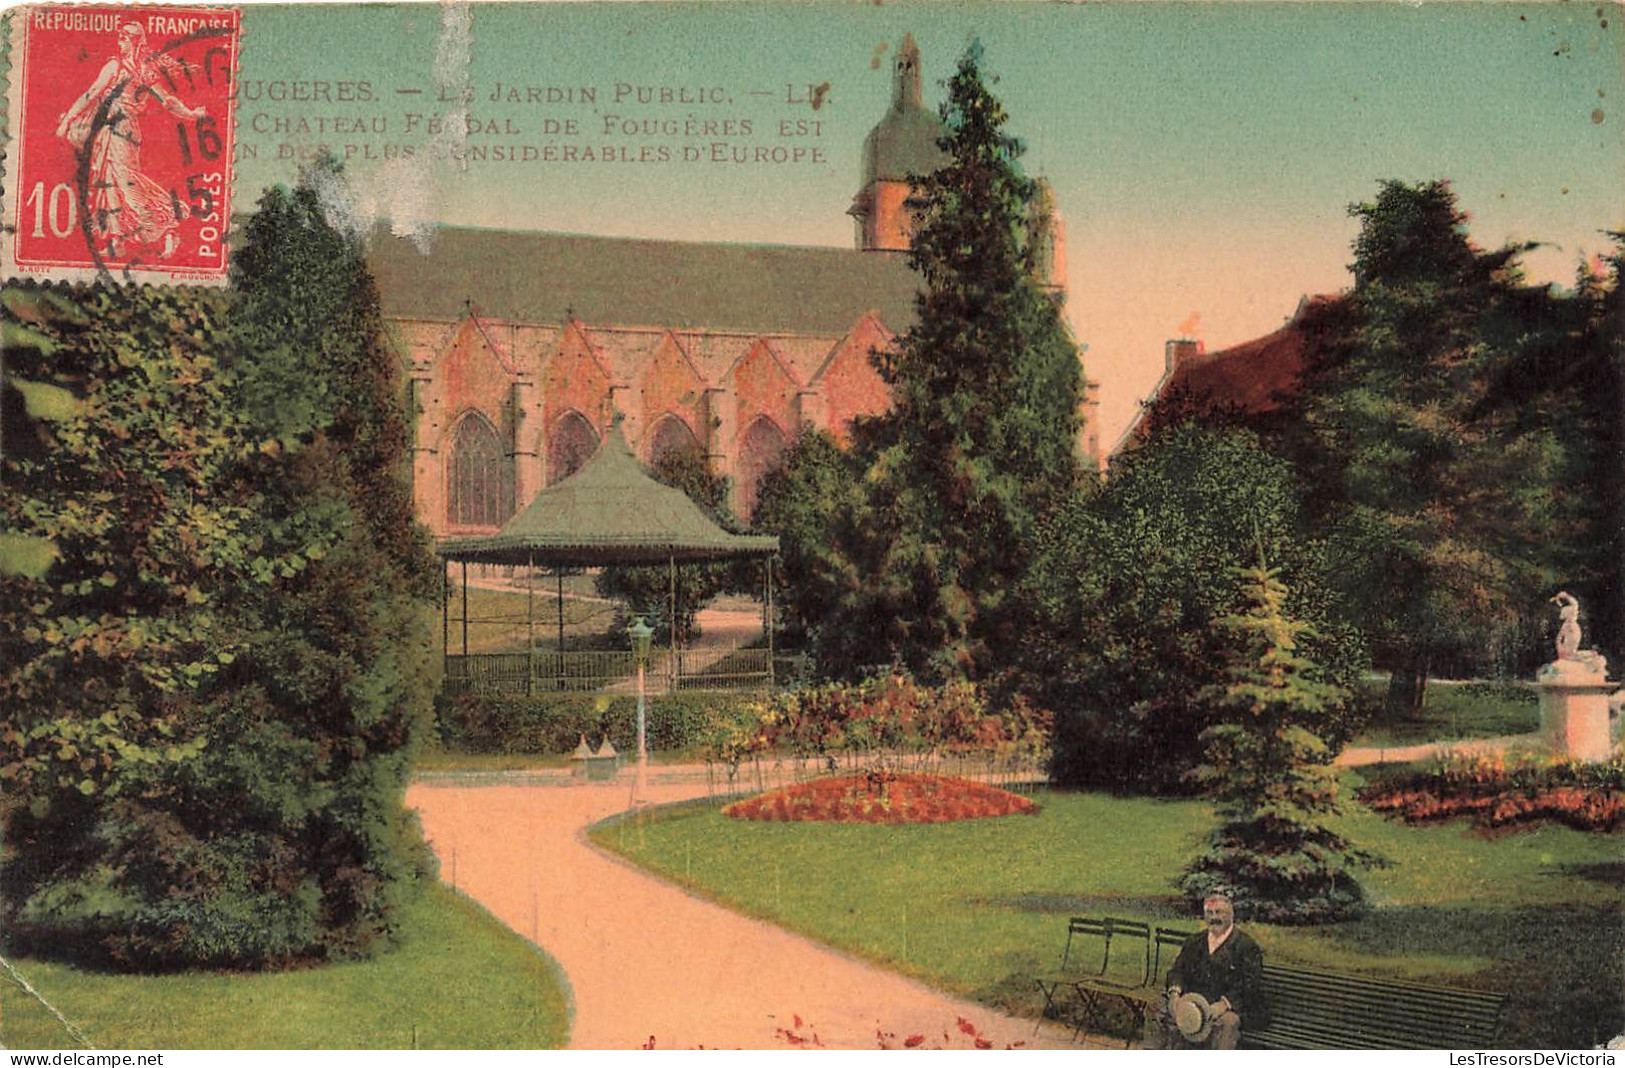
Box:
1171, 992, 1215, 1043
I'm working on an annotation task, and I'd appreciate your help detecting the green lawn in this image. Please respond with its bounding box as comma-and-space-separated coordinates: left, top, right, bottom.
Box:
449, 586, 616, 655
592, 782, 1622, 1048
0, 883, 571, 1050
1351, 679, 1541, 747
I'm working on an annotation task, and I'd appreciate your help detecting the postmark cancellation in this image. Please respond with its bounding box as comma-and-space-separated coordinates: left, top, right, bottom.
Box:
3, 5, 241, 286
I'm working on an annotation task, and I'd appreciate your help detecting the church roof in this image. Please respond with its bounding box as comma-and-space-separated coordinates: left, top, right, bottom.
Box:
366, 225, 922, 336
438, 421, 779, 566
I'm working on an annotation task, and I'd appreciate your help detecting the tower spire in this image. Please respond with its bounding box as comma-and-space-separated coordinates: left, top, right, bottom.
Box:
893, 33, 922, 111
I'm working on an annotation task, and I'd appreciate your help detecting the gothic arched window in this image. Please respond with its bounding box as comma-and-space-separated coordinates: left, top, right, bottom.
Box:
736, 416, 789, 521
447, 412, 515, 528
548, 411, 600, 486
647, 414, 702, 469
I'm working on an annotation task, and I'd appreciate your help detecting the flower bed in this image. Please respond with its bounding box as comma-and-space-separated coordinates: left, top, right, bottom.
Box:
1359, 754, 1625, 832
723, 772, 1039, 824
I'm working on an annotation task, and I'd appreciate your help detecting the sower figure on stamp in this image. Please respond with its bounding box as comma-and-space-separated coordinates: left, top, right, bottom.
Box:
1146, 894, 1265, 1049
54, 22, 206, 261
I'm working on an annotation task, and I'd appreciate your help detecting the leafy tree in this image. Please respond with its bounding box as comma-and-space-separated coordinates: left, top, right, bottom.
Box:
1298, 181, 1569, 712
750, 427, 864, 654
823, 42, 1085, 683
1179, 561, 1372, 924
0, 163, 440, 969
1025, 426, 1364, 794
595, 445, 738, 644
0, 284, 262, 964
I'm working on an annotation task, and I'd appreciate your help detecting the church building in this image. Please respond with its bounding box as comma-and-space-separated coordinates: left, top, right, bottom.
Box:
368, 36, 1101, 540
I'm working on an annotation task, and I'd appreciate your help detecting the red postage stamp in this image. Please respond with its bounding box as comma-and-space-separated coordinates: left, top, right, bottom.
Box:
3, 5, 241, 285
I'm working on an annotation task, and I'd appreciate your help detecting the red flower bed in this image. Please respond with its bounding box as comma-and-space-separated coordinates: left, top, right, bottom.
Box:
1363, 785, 1625, 832
724, 772, 1039, 824
1359, 755, 1625, 833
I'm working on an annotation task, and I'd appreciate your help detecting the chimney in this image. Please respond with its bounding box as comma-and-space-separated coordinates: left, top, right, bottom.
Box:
1165, 338, 1203, 371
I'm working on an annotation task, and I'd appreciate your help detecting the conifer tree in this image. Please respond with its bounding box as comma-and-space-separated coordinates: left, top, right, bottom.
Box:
1180, 560, 1371, 923
219, 164, 441, 961
825, 42, 1085, 682
1300, 181, 1565, 713
1561, 236, 1625, 666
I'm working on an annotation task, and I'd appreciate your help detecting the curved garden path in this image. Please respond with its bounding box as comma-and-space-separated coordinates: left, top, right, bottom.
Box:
407, 773, 1081, 1051
1334, 733, 1538, 767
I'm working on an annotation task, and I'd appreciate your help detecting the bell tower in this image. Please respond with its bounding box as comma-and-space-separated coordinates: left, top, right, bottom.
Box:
848, 34, 947, 252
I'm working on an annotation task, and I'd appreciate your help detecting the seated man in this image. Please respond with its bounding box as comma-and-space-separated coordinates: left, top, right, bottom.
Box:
1146, 894, 1265, 1049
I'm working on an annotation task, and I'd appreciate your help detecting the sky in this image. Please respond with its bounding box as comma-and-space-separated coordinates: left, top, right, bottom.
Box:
212, 2, 1625, 447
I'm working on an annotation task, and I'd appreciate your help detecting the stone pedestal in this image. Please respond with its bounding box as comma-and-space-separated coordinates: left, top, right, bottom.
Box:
1536, 657, 1618, 763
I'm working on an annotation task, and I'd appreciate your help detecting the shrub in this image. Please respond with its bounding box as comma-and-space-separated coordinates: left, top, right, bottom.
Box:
1025, 427, 1365, 795
434, 691, 760, 755
716, 676, 1051, 770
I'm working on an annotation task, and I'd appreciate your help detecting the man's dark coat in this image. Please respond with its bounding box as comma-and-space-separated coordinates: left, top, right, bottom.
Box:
1166, 927, 1268, 1027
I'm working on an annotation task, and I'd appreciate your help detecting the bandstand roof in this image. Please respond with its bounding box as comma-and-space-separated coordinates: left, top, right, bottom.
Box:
437, 423, 779, 566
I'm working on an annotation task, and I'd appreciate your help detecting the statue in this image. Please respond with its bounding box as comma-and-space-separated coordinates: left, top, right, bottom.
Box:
1551, 592, 1582, 661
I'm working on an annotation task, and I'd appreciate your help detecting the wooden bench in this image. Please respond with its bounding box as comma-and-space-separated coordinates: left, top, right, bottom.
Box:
1249, 963, 1506, 1049
1155, 927, 1508, 1049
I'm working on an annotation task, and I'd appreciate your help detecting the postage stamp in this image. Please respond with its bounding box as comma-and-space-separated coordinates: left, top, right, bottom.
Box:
2, 4, 240, 285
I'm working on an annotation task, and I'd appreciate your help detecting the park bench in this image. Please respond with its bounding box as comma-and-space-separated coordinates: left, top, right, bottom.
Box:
1155, 927, 1508, 1049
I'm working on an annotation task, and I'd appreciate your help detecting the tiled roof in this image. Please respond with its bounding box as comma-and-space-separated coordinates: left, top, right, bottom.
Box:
1115, 296, 1338, 455
439, 421, 778, 566
1166, 321, 1308, 413
366, 225, 921, 336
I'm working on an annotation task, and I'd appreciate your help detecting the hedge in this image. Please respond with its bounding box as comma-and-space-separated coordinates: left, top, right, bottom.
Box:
434, 691, 760, 755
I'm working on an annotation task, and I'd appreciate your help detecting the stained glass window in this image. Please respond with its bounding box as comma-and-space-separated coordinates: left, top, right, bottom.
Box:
447, 412, 515, 528
548, 411, 600, 486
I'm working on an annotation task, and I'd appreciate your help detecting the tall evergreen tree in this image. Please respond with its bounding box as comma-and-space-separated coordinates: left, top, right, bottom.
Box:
220, 165, 441, 961
1561, 237, 1625, 666
1179, 560, 1371, 924
1300, 181, 1566, 713
824, 42, 1085, 682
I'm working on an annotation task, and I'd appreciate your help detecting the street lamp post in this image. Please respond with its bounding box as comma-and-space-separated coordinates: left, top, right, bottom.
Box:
629, 616, 654, 804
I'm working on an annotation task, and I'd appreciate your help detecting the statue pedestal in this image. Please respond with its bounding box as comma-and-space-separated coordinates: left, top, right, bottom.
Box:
1536, 659, 1617, 763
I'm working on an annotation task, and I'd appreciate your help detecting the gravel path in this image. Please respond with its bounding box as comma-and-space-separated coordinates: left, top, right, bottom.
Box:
1334, 732, 1541, 767
407, 775, 1084, 1051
